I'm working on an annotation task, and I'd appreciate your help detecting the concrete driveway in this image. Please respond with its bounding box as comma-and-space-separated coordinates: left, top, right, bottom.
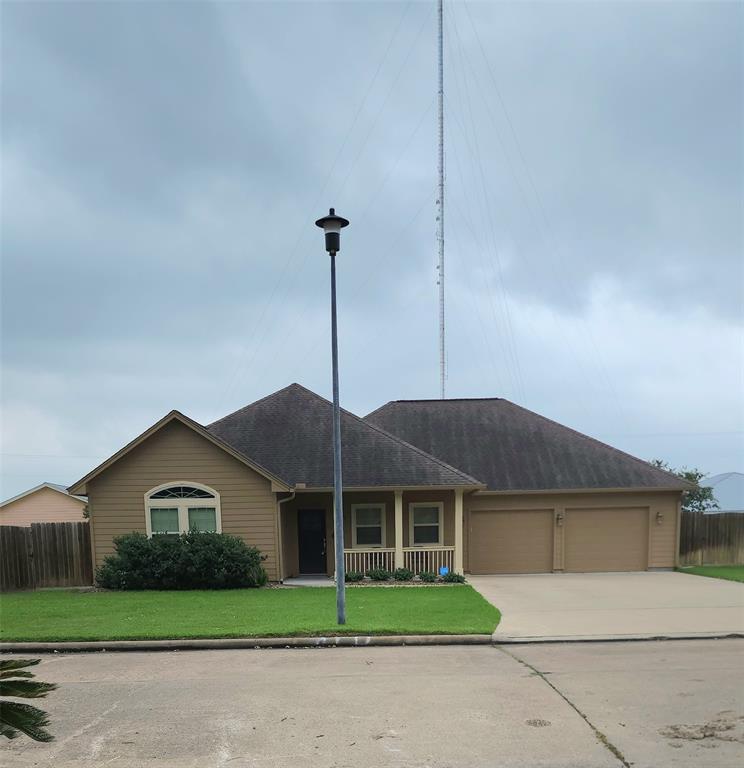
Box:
4, 641, 743, 768
469, 571, 744, 641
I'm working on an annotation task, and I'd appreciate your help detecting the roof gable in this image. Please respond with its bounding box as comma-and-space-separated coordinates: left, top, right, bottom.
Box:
68, 411, 290, 496
207, 384, 481, 489
365, 398, 692, 493
1, 482, 87, 508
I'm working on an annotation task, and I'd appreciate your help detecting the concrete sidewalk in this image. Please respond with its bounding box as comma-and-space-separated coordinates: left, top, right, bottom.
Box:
469, 571, 744, 642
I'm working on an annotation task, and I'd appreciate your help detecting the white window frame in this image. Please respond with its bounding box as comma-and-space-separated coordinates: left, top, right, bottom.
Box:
409, 502, 444, 547
144, 482, 222, 537
351, 503, 386, 548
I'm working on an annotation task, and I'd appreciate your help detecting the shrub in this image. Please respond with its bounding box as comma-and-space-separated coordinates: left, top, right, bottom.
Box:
366, 568, 391, 581
418, 570, 437, 583
393, 568, 414, 581
442, 571, 466, 583
96, 531, 267, 590
345, 571, 364, 582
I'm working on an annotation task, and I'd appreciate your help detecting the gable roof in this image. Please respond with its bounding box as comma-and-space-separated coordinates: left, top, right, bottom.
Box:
207, 384, 482, 489
705, 472, 744, 513
68, 411, 291, 496
365, 398, 692, 493
1, 482, 87, 508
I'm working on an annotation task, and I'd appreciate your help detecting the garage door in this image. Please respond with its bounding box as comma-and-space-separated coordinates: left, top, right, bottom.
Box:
469, 509, 553, 574
565, 507, 648, 572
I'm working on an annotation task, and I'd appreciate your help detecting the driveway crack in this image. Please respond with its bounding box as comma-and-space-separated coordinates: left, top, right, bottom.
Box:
497, 647, 630, 768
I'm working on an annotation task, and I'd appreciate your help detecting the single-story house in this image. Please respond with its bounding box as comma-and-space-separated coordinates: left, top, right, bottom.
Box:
0, 482, 87, 526
69, 383, 691, 580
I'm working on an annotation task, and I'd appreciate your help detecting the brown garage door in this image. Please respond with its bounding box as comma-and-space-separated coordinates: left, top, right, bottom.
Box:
469, 509, 554, 574
565, 507, 648, 572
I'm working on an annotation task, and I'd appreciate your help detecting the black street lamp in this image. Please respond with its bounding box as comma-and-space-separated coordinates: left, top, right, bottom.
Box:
315, 207, 350, 625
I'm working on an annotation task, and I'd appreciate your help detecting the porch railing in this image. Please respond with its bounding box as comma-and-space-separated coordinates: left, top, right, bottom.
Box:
344, 548, 395, 574
343, 546, 455, 576
404, 546, 455, 575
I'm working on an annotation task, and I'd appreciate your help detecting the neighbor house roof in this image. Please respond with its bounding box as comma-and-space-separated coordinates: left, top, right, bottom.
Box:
704, 472, 744, 513
207, 384, 482, 489
1, 482, 88, 507
365, 398, 692, 493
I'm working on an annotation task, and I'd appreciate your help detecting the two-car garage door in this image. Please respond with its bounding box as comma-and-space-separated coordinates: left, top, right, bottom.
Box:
469, 507, 649, 574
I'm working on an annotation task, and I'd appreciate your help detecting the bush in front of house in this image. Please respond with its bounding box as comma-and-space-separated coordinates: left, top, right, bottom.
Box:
366, 568, 392, 581
393, 568, 414, 581
418, 571, 437, 583
345, 571, 364, 582
96, 531, 267, 590
442, 571, 466, 583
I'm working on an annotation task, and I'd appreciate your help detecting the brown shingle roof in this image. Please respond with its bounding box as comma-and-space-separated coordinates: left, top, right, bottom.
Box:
365, 398, 691, 492
207, 384, 481, 489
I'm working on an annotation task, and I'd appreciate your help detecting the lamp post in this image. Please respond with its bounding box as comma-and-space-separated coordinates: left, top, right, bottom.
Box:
315, 207, 350, 625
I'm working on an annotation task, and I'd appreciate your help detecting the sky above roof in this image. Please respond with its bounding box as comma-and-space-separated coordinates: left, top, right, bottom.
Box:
1, 1, 742, 498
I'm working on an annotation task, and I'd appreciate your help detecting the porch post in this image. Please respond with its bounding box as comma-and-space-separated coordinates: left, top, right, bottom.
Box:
454, 488, 464, 574
394, 490, 404, 569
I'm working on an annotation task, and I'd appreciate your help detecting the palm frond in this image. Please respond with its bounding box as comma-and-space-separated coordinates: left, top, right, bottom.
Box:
0, 679, 57, 699
0, 701, 54, 743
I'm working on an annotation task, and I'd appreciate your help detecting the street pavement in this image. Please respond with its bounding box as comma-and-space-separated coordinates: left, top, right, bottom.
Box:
3, 639, 743, 768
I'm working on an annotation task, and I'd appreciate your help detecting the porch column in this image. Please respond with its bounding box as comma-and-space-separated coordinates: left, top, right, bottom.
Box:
454, 488, 464, 574
394, 490, 404, 569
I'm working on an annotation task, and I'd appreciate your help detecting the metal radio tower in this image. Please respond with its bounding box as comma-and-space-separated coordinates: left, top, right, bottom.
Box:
436, 0, 445, 399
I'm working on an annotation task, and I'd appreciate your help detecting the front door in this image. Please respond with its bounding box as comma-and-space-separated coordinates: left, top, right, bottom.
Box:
298, 509, 327, 574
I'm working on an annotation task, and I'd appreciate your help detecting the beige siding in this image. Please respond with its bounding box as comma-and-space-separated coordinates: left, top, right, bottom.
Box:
0, 487, 87, 526
87, 420, 279, 580
466, 490, 682, 573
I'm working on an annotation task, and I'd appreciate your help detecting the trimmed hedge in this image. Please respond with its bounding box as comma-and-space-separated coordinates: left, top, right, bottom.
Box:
345, 571, 365, 582
367, 568, 392, 581
96, 531, 267, 590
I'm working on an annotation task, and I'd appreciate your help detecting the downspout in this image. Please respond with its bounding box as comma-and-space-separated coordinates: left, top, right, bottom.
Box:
276, 491, 296, 583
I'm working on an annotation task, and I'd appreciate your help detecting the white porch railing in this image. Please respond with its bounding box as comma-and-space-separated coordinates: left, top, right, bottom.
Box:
344, 548, 395, 574
404, 546, 455, 575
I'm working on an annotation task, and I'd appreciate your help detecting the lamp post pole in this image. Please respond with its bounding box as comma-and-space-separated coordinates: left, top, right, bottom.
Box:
315, 207, 350, 625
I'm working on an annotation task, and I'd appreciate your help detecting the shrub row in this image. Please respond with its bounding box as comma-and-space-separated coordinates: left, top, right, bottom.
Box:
344, 568, 465, 584
97, 532, 268, 590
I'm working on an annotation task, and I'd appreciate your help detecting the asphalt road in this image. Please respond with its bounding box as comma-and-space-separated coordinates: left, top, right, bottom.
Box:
3, 640, 743, 768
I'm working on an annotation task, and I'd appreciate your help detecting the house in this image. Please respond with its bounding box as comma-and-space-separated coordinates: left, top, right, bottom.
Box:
68, 383, 691, 580
704, 472, 744, 514
0, 482, 87, 526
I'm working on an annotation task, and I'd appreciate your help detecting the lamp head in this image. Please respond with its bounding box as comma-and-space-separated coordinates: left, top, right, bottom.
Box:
315, 208, 349, 253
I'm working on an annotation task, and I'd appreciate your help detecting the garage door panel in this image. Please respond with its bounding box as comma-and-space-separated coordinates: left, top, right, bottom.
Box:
565, 507, 648, 572
470, 509, 553, 574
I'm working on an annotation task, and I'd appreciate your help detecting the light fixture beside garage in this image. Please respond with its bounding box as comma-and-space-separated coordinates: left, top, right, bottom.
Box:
655, 511, 664, 525
556, 512, 564, 527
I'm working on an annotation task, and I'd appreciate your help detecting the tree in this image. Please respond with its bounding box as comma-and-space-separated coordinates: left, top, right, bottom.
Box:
650, 459, 719, 514
0, 659, 57, 742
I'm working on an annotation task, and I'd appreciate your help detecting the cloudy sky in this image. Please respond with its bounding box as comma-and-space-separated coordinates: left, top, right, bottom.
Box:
1, 0, 742, 499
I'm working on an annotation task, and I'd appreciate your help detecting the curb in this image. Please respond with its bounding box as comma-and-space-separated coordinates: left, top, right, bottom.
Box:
0, 634, 493, 653
491, 631, 744, 644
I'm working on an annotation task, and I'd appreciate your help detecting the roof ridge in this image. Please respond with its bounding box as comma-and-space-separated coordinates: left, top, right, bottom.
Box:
208, 383, 304, 429
288, 386, 483, 485
495, 399, 695, 489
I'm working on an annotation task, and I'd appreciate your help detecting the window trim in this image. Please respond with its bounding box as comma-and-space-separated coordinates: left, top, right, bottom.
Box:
144, 481, 222, 536
408, 502, 444, 547
351, 503, 386, 548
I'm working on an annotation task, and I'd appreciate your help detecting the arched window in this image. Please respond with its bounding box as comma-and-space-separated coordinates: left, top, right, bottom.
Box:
144, 482, 222, 536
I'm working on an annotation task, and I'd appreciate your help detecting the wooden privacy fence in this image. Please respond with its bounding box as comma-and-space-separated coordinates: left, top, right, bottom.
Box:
0, 522, 93, 591
679, 511, 744, 566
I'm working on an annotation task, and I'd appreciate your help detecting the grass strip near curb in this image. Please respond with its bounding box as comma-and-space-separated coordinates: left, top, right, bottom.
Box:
677, 565, 744, 583
0, 585, 500, 642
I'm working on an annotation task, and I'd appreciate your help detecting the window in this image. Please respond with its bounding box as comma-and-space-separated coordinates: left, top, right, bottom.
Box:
410, 503, 443, 546
145, 483, 221, 536
352, 504, 386, 548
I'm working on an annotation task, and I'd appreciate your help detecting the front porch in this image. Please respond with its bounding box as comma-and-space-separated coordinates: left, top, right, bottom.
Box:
278, 488, 464, 579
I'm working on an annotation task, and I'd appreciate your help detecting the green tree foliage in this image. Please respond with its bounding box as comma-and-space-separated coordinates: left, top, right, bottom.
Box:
650, 459, 719, 514
0, 659, 57, 742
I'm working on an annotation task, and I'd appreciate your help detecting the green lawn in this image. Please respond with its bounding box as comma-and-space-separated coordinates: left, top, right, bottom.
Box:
678, 565, 744, 583
0, 586, 500, 642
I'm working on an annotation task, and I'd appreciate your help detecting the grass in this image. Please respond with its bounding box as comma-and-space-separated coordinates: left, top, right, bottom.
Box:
678, 565, 744, 583
0, 585, 500, 642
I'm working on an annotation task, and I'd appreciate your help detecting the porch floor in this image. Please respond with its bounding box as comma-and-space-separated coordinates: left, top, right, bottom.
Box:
282, 576, 334, 587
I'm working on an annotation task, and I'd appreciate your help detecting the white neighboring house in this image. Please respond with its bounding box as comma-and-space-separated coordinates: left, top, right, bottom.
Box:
0, 482, 88, 526
705, 472, 744, 514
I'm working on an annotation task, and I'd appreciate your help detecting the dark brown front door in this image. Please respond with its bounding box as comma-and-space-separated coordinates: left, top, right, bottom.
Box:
298, 509, 326, 574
